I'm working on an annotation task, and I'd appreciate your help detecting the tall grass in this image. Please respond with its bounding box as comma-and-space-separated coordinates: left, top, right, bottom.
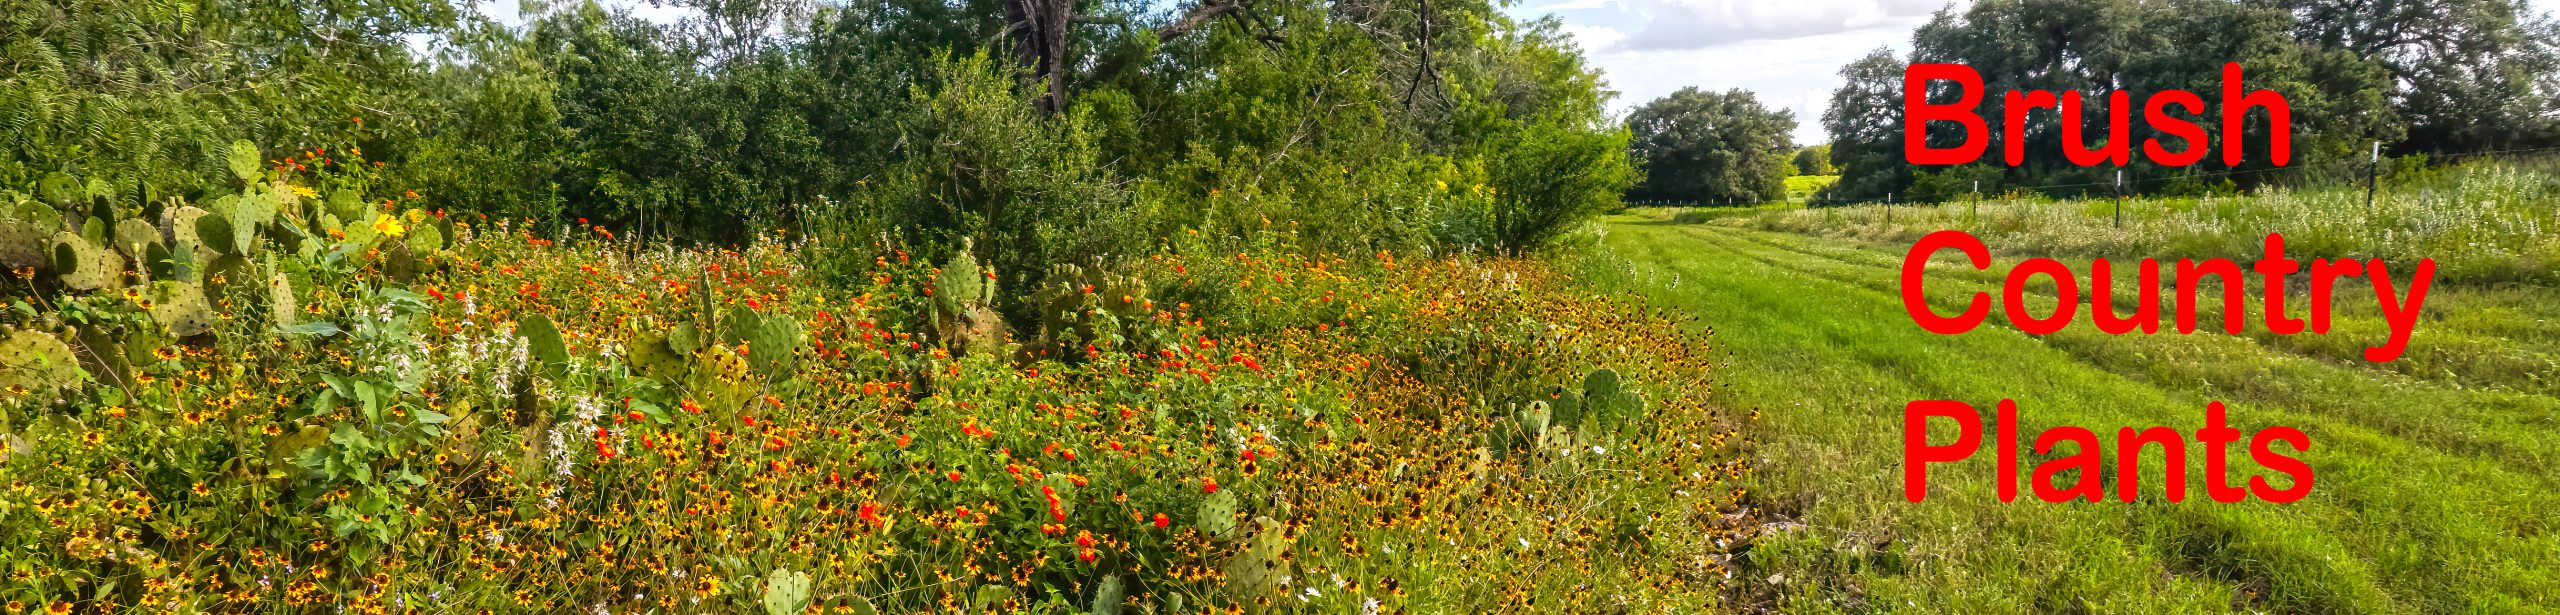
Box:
1725, 161, 2560, 284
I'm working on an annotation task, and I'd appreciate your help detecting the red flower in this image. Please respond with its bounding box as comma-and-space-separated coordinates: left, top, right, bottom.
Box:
1153, 513, 1171, 528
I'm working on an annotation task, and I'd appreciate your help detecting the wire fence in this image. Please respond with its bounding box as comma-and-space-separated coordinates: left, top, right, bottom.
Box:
1637, 143, 2560, 212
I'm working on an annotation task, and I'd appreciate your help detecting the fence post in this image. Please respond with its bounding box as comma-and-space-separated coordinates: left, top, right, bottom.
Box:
1886, 193, 1894, 224
2113, 169, 2124, 228
2365, 140, 2380, 216
1970, 180, 1979, 227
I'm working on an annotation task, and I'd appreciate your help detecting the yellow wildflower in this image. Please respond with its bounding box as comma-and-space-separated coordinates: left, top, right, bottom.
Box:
371, 214, 408, 237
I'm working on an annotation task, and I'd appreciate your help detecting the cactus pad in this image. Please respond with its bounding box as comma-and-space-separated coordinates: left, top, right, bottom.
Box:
0, 329, 88, 399
149, 281, 215, 336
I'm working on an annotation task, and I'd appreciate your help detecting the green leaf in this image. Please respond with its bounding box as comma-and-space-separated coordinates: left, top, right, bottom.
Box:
412, 405, 450, 425
281, 321, 344, 336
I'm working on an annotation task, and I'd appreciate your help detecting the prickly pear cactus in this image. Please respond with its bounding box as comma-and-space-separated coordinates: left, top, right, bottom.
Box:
382, 242, 419, 283
194, 210, 237, 256
1091, 573, 1125, 615
1196, 489, 1239, 537
0, 329, 87, 400
36, 173, 81, 209
1549, 387, 1583, 428
667, 322, 702, 355
142, 242, 176, 281
227, 140, 262, 185
113, 218, 162, 256
167, 206, 211, 261
1518, 400, 1553, 444
686, 345, 755, 412
19, 201, 62, 234
517, 314, 569, 377
1032, 263, 1152, 357
724, 304, 804, 378
227, 191, 277, 254
1222, 517, 1293, 600
51, 232, 120, 291
199, 254, 253, 306
0, 214, 47, 270
954, 305, 1007, 357
401, 209, 442, 254
625, 330, 692, 383
149, 281, 215, 336
760, 568, 811, 615
267, 270, 298, 327
932, 249, 985, 320
327, 190, 364, 226
1577, 367, 1643, 434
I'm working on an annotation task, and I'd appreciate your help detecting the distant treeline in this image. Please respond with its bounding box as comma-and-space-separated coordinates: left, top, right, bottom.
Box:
1614, 0, 2560, 207
1822, 0, 2560, 203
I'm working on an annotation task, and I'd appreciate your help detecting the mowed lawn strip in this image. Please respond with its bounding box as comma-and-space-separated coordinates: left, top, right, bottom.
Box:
1592, 213, 2560, 613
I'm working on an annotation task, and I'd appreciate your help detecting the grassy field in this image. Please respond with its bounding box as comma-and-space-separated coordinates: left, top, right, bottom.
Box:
1586, 208, 2560, 613
1787, 175, 1841, 203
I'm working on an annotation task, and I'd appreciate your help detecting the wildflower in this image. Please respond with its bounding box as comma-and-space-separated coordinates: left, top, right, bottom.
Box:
289, 185, 317, 199
1153, 513, 1171, 528
372, 214, 408, 237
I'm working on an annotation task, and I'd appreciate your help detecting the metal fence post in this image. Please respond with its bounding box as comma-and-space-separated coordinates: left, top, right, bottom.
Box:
2365, 140, 2380, 216
2113, 169, 2124, 228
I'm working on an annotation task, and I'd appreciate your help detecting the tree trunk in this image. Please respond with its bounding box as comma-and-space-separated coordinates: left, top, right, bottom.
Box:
1006, 0, 1076, 112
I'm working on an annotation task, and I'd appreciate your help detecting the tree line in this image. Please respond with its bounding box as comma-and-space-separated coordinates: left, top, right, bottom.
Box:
1623, 0, 2560, 206
0, 0, 1637, 278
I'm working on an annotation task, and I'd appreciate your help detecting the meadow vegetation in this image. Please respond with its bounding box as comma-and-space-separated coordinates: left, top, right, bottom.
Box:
0, 134, 1754, 613
1593, 161, 2560, 611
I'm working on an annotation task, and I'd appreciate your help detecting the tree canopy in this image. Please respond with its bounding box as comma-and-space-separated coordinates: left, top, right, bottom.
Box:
1625, 87, 1796, 204
1818, 0, 2554, 203
2, 0, 1636, 262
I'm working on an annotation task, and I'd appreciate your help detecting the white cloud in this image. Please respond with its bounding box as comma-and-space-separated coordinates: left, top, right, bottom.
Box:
1565, 24, 1918, 145
1617, 0, 1946, 50
1518, 0, 1957, 145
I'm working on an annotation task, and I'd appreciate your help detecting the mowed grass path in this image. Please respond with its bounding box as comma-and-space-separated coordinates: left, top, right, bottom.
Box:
1593, 211, 2559, 613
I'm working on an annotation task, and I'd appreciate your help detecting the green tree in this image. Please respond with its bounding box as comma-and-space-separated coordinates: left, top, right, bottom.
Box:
0, 0, 457, 198
1793, 144, 1835, 176
2283, 0, 2560, 152
1820, 48, 1909, 203
1625, 87, 1796, 204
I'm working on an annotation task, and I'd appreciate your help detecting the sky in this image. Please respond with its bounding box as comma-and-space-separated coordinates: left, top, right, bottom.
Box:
1500, 0, 1954, 146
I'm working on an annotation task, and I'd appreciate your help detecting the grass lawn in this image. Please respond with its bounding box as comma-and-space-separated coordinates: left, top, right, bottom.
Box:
1787, 175, 1841, 203
1588, 209, 2560, 613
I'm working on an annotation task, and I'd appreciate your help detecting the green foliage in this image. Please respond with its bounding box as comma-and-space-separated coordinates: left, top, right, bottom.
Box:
1481, 114, 1637, 253
1793, 144, 1835, 176
851, 52, 1142, 296
0, 0, 454, 197
1626, 87, 1797, 204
